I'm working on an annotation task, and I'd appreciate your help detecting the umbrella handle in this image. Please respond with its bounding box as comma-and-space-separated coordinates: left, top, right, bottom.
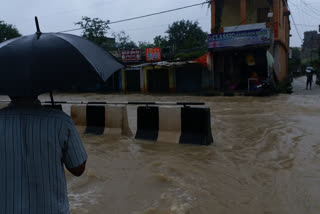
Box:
35, 16, 42, 35
50, 91, 54, 106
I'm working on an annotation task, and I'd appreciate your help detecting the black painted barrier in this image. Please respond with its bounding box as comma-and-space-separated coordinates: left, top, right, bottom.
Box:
43, 104, 63, 111
176, 102, 206, 106
179, 107, 213, 145
87, 101, 107, 105
128, 102, 156, 105
135, 106, 213, 145
135, 106, 159, 141
85, 105, 105, 135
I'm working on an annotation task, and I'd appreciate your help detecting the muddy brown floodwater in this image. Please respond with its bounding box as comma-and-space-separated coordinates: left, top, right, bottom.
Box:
4, 92, 320, 214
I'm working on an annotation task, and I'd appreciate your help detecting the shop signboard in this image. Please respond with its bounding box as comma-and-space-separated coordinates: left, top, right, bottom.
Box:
121, 49, 141, 62
208, 28, 270, 49
146, 48, 161, 62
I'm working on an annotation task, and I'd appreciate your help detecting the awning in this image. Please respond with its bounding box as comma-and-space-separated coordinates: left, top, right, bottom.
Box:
193, 53, 209, 67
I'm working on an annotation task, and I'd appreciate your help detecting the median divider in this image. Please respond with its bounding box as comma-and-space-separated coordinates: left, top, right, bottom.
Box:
0, 100, 212, 145
135, 106, 213, 145
180, 107, 213, 145
157, 106, 181, 143
135, 106, 159, 141
0, 103, 8, 109
43, 104, 63, 110
71, 104, 132, 137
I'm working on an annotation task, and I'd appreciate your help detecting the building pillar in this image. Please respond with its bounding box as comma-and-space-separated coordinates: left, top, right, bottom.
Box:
121, 69, 126, 93
211, 0, 216, 34
141, 67, 148, 93
168, 67, 176, 92
240, 0, 246, 25
140, 67, 147, 93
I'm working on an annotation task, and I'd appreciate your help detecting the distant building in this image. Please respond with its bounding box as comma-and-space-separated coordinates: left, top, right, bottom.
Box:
122, 60, 209, 93
208, 0, 290, 91
301, 31, 320, 61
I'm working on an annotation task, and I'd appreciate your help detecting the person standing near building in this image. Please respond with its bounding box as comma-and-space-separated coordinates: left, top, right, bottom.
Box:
0, 96, 87, 214
306, 67, 314, 90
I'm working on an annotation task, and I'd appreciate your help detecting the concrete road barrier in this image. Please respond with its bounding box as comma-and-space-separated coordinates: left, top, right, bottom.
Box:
180, 107, 213, 145
71, 104, 132, 137
135, 106, 159, 141
157, 106, 181, 143
135, 106, 213, 145
0, 103, 8, 109
43, 104, 63, 110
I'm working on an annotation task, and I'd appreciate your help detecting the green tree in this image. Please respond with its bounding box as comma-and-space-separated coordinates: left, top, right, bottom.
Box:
138, 41, 154, 49
113, 31, 137, 50
153, 35, 169, 48
75, 16, 114, 50
153, 20, 208, 60
166, 20, 207, 51
154, 20, 208, 51
0, 20, 21, 43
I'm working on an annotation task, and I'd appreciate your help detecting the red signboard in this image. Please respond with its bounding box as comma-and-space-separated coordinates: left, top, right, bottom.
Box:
146, 48, 161, 62
121, 50, 141, 62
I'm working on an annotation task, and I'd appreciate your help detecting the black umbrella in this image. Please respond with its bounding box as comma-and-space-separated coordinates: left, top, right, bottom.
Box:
0, 17, 124, 97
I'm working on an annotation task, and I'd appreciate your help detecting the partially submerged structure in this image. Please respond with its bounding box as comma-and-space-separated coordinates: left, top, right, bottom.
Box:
121, 60, 211, 93
209, 0, 290, 92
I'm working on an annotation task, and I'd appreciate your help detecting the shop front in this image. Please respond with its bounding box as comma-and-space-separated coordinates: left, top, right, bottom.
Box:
208, 23, 276, 93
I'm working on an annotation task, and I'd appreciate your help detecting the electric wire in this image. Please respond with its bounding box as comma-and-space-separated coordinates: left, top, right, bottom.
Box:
58, 1, 210, 33
288, 3, 304, 43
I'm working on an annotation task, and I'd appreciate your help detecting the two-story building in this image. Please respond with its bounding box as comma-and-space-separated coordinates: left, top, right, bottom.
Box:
208, 0, 290, 92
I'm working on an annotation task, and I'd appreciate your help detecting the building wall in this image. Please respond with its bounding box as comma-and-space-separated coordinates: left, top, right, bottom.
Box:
246, 0, 270, 24
273, 0, 290, 81
210, 0, 290, 83
221, 0, 240, 27
218, 0, 270, 28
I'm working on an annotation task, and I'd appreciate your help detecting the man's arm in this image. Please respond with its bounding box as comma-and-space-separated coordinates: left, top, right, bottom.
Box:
67, 160, 86, 177
62, 118, 88, 177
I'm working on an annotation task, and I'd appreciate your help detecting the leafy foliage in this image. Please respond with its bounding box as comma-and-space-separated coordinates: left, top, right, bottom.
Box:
153, 20, 208, 60
75, 16, 114, 50
112, 31, 138, 50
0, 20, 21, 43
138, 41, 154, 49
154, 35, 169, 48
166, 20, 207, 50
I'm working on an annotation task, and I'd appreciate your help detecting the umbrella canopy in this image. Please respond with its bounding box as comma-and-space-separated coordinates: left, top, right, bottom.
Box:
0, 32, 124, 96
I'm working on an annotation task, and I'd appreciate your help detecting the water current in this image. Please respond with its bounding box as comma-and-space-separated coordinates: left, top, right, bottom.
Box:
2, 91, 320, 214
48, 92, 320, 214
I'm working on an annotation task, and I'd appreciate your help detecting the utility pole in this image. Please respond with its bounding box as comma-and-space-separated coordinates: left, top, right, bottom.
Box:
210, 0, 215, 90
311, 33, 313, 66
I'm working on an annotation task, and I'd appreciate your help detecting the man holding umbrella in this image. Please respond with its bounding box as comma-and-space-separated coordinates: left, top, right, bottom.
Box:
0, 95, 87, 213
0, 18, 124, 213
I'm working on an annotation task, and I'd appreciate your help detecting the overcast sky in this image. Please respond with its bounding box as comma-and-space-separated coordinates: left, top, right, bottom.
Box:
1, 0, 319, 47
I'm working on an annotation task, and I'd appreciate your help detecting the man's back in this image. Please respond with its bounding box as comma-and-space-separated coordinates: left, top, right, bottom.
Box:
0, 103, 87, 214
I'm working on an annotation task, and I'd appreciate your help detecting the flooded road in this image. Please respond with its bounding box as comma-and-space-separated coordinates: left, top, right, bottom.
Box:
1, 82, 319, 214
45, 90, 320, 214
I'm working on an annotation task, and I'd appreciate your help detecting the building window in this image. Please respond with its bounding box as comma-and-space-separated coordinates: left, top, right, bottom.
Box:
257, 8, 269, 23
